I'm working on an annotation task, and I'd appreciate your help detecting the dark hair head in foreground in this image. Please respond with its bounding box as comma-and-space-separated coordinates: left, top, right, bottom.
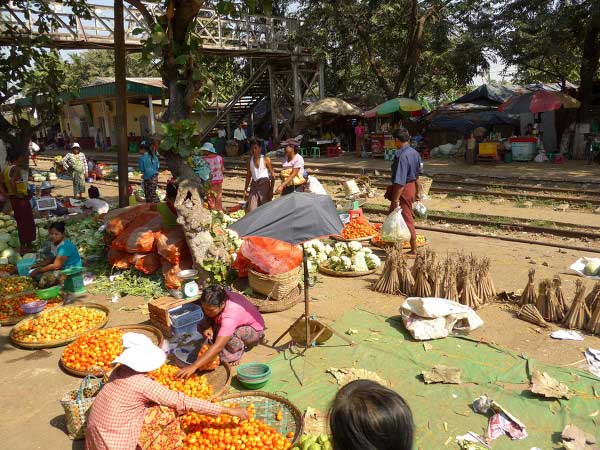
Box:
329, 379, 414, 450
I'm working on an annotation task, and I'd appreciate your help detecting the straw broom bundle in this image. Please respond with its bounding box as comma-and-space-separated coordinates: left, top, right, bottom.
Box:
412, 257, 432, 298
477, 257, 497, 304
543, 279, 562, 323
585, 282, 600, 312
536, 279, 550, 320
459, 268, 480, 309
430, 263, 443, 298
586, 299, 600, 335
520, 268, 537, 306
563, 280, 590, 330
398, 255, 415, 296
552, 276, 568, 321
372, 246, 400, 295
443, 263, 459, 302
517, 304, 549, 328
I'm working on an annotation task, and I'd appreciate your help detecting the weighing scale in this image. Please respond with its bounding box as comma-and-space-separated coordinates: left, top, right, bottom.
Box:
61, 266, 86, 297
36, 197, 58, 212
178, 269, 199, 298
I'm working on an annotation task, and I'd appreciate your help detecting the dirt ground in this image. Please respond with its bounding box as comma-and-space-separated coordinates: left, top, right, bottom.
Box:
2, 157, 599, 449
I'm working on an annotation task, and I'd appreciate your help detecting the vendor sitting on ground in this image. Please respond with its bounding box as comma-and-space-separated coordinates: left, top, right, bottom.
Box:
86, 333, 248, 450
83, 185, 110, 215
329, 379, 414, 450
30, 222, 82, 287
176, 285, 265, 379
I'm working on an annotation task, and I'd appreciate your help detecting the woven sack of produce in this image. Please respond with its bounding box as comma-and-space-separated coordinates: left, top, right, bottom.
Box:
133, 253, 162, 275
112, 213, 163, 253
248, 266, 302, 301
105, 204, 152, 236
155, 226, 190, 265
59, 375, 104, 440
108, 248, 134, 269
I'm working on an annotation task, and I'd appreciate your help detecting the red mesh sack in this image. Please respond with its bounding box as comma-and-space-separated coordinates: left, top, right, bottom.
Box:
239, 236, 302, 275
108, 248, 133, 269
155, 226, 190, 265
231, 250, 250, 278
133, 253, 162, 275
105, 204, 152, 236
112, 212, 162, 253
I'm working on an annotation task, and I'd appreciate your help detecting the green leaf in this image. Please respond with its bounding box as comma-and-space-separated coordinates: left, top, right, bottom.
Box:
174, 54, 188, 65
132, 27, 145, 36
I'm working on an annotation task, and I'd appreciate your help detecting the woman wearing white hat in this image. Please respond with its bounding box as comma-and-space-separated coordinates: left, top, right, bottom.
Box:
86, 334, 248, 450
62, 143, 88, 199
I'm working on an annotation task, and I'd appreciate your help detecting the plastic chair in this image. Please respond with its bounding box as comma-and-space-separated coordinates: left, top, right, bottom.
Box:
421, 150, 431, 160
384, 149, 395, 161
299, 147, 308, 157
326, 146, 340, 157
552, 154, 565, 164
310, 146, 321, 158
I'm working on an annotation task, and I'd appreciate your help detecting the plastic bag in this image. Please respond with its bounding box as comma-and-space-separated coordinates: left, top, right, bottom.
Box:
111, 212, 162, 252
105, 204, 152, 236
155, 226, 190, 265
413, 201, 427, 218
231, 250, 251, 278
381, 207, 411, 242
161, 255, 193, 290
240, 236, 302, 275
307, 175, 328, 196
133, 253, 162, 275
108, 248, 133, 269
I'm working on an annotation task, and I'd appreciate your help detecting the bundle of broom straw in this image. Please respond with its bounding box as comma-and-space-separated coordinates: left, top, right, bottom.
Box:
372, 245, 401, 295
586, 296, 600, 335
585, 282, 600, 312
430, 262, 443, 298
518, 304, 549, 328
552, 276, 568, 322
442, 260, 459, 302
542, 279, 562, 323
412, 255, 432, 298
398, 255, 415, 296
476, 257, 496, 305
520, 268, 537, 306
536, 279, 550, 320
459, 267, 480, 309
563, 280, 590, 330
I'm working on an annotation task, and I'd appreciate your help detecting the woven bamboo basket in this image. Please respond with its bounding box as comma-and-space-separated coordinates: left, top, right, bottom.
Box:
10, 303, 110, 349
59, 324, 164, 378
417, 176, 433, 196
217, 391, 304, 445
246, 285, 303, 313
248, 266, 302, 301
331, 233, 377, 242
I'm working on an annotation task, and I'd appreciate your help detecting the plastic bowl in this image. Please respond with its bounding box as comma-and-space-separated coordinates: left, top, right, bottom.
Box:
238, 378, 270, 390
20, 300, 47, 314
36, 285, 61, 300
237, 363, 272, 382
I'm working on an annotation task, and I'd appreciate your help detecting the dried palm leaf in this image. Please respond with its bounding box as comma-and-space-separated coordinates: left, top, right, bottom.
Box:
517, 304, 549, 328
552, 276, 568, 321
563, 280, 590, 330
520, 268, 537, 306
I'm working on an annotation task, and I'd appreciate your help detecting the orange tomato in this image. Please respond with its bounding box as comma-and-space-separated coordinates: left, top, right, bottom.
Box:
341, 218, 377, 239
148, 364, 213, 399
62, 328, 124, 372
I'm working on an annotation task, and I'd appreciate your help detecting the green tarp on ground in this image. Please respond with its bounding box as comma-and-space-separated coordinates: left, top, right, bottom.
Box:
245, 308, 599, 449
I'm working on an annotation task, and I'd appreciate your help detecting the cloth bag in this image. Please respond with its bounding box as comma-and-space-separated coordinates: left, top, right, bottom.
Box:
60, 374, 104, 440
381, 207, 411, 242
280, 168, 306, 186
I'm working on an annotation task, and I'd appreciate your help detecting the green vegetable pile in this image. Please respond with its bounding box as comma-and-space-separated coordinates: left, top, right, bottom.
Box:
88, 268, 167, 300
292, 434, 332, 450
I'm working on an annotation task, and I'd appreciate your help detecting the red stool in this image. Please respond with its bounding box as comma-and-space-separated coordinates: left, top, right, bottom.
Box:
552, 154, 565, 164
421, 150, 431, 160
326, 146, 340, 157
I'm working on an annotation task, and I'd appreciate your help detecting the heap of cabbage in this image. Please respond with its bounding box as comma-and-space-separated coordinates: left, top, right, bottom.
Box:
0, 213, 22, 263
304, 240, 381, 273
34, 216, 104, 259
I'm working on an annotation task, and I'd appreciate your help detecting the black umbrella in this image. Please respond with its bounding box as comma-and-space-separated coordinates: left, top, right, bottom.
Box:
230, 192, 352, 350
229, 192, 343, 245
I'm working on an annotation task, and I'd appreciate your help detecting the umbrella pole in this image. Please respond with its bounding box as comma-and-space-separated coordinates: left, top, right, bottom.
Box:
302, 243, 311, 349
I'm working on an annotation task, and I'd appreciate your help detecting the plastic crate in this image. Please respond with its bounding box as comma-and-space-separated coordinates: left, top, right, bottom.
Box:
171, 321, 200, 338
169, 303, 204, 328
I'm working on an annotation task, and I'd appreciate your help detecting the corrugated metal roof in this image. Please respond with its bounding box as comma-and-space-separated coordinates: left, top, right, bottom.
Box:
79, 77, 165, 98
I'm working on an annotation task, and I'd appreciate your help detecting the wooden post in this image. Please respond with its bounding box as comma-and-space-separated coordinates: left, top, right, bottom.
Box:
148, 94, 156, 135
292, 59, 302, 133
114, 0, 128, 207
268, 65, 279, 143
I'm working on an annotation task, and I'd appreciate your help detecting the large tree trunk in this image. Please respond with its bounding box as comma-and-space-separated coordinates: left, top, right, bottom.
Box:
578, 11, 600, 122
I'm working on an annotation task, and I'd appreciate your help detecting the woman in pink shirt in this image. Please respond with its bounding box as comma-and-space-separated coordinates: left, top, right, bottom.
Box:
176, 285, 265, 379
202, 142, 224, 210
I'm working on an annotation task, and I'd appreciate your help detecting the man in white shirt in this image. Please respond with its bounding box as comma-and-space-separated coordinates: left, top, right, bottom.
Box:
234, 122, 248, 156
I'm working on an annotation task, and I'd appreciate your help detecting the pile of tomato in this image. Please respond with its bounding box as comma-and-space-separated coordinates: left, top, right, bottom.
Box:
12, 306, 107, 343
197, 344, 221, 370
181, 404, 293, 450
148, 364, 213, 399
62, 328, 124, 373
341, 217, 377, 240
0, 264, 16, 275
0, 276, 33, 297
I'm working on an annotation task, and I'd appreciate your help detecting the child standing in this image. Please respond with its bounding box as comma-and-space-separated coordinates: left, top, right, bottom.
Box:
201, 142, 224, 211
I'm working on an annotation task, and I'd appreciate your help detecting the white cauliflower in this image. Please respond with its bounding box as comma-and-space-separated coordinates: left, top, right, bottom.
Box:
365, 253, 381, 269
362, 247, 373, 254
316, 252, 328, 264
333, 242, 348, 256
324, 244, 333, 256
307, 260, 316, 273
340, 255, 352, 270
307, 247, 317, 257
329, 255, 341, 269
348, 241, 363, 253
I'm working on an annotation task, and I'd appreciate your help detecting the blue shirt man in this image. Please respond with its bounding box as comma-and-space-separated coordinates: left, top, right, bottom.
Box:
138, 148, 160, 180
